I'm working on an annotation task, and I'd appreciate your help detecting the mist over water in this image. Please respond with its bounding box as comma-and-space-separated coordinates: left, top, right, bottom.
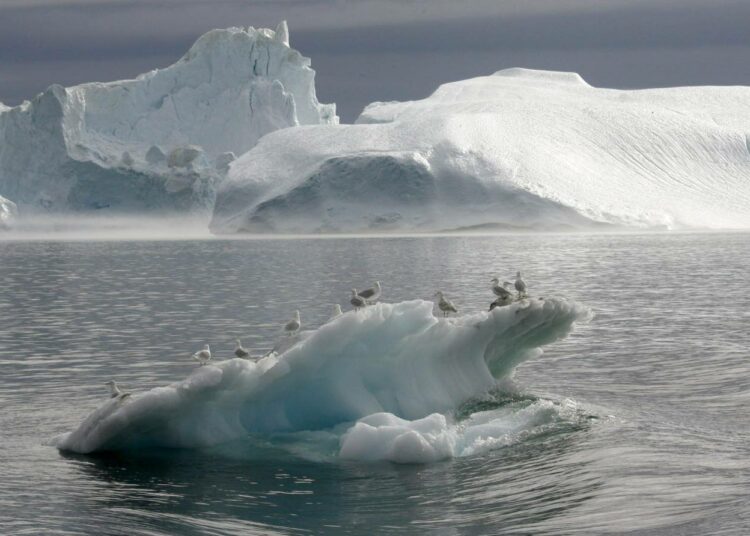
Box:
3, 214, 213, 241
1, 232, 749, 534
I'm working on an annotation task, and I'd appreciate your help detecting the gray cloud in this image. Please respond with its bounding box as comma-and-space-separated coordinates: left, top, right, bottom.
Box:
1, 0, 749, 121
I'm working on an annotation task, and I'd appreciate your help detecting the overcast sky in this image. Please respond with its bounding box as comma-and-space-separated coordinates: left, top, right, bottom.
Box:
1, 0, 749, 121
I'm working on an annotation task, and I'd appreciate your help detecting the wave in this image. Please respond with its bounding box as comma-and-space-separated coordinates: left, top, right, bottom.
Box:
53, 298, 590, 456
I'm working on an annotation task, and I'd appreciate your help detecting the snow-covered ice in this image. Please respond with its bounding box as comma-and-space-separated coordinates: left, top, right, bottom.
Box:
0, 23, 336, 214
212, 68, 750, 233
0, 195, 17, 230
52, 298, 589, 454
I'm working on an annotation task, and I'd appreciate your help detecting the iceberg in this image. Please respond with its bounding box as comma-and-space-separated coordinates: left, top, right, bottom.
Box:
0, 22, 336, 214
53, 298, 589, 454
0, 194, 17, 230
211, 68, 750, 233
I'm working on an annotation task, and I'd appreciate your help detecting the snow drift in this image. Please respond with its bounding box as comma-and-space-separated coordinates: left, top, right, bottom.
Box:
212, 68, 750, 233
53, 298, 589, 455
0, 22, 336, 214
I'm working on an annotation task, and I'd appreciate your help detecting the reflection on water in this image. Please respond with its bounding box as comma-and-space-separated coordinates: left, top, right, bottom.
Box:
1, 233, 749, 534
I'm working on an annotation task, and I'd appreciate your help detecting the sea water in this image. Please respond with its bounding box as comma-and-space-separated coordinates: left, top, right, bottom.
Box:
1, 232, 748, 534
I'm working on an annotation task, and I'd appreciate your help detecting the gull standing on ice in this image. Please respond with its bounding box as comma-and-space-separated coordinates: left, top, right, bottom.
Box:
357, 281, 381, 304
234, 339, 250, 358
350, 289, 367, 311
329, 304, 343, 320
515, 271, 527, 298
434, 291, 458, 317
105, 380, 130, 400
284, 310, 301, 336
489, 294, 513, 310
192, 344, 212, 365
491, 277, 514, 299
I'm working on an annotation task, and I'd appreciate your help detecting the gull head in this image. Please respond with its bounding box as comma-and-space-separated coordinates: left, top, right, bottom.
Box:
491, 277, 499, 284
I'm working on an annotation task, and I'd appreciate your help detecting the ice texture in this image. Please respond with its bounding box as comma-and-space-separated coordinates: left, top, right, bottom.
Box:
53, 298, 589, 454
212, 68, 750, 233
0, 24, 336, 214
0, 194, 17, 229
339, 400, 569, 463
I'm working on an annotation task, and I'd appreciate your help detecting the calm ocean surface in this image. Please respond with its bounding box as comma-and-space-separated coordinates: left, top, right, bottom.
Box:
1, 232, 748, 535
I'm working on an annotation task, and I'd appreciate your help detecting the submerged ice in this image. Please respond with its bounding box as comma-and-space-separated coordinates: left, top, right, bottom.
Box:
53, 298, 589, 456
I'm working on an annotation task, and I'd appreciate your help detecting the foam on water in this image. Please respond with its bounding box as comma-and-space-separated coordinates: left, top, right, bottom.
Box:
53, 298, 590, 456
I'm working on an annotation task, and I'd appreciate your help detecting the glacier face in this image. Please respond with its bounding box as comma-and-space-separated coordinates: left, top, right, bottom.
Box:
0, 23, 336, 214
212, 68, 750, 233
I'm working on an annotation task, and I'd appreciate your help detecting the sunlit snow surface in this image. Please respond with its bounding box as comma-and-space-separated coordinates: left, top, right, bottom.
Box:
53, 298, 589, 459
213, 68, 750, 233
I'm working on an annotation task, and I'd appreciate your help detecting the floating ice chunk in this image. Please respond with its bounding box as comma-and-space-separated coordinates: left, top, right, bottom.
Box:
339, 400, 565, 463
53, 298, 590, 454
339, 413, 454, 463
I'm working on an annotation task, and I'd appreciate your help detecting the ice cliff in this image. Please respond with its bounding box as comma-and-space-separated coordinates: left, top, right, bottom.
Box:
212, 68, 750, 233
0, 22, 336, 214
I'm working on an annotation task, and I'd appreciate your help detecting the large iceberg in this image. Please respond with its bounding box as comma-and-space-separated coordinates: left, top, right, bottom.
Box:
212, 68, 750, 233
0, 22, 336, 214
53, 298, 589, 455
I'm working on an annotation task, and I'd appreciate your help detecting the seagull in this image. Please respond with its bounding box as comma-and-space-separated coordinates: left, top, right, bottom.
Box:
284, 310, 301, 336
192, 344, 211, 365
234, 338, 250, 358
350, 289, 367, 311
329, 303, 343, 320
105, 380, 130, 400
434, 291, 458, 317
489, 294, 513, 310
515, 271, 527, 298
491, 277, 514, 300
357, 281, 381, 304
